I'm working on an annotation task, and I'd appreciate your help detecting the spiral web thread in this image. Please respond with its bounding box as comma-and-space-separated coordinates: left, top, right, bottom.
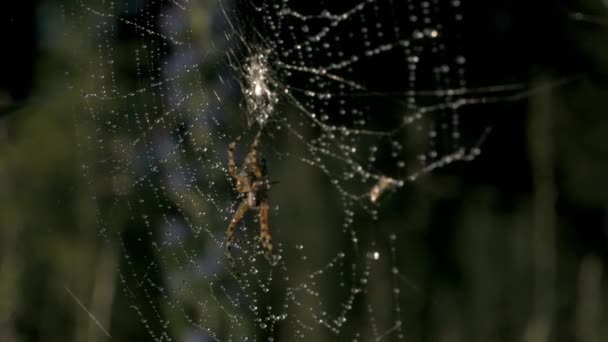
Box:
72, 0, 540, 340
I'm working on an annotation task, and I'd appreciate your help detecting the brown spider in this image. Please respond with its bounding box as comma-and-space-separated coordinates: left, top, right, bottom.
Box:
226, 131, 273, 259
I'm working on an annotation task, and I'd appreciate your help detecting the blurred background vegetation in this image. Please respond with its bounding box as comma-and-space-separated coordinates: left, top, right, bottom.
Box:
1, 0, 608, 341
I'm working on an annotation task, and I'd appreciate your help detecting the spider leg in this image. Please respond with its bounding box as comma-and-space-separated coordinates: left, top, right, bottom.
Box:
251, 130, 262, 151
247, 131, 264, 178
259, 199, 273, 257
227, 142, 238, 179
226, 201, 250, 258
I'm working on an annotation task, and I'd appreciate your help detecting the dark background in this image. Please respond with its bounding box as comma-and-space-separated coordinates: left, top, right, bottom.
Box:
1, 0, 608, 341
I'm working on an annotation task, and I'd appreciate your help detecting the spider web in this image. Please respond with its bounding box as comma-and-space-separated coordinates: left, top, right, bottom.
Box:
69, 0, 540, 340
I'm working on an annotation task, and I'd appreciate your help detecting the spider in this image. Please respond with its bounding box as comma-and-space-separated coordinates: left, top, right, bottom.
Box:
226, 131, 273, 259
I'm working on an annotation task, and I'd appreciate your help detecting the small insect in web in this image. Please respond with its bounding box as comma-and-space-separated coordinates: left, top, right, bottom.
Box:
369, 176, 401, 203
226, 131, 274, 261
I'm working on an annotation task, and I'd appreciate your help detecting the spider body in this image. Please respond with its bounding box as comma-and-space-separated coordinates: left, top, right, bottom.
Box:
226, 131, 273, 259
